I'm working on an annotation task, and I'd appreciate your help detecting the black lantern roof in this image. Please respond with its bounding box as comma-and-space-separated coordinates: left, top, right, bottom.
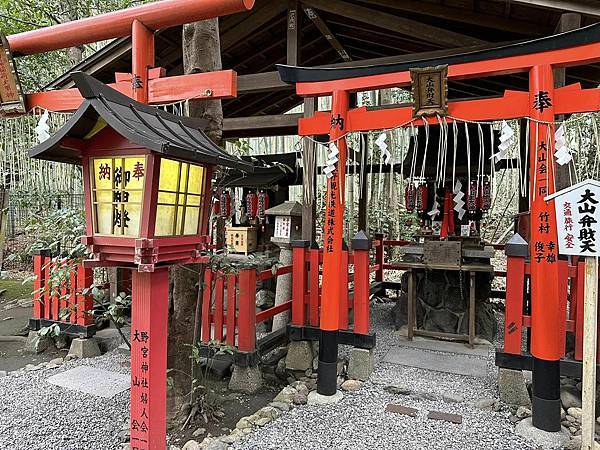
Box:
29, 72, 253, 172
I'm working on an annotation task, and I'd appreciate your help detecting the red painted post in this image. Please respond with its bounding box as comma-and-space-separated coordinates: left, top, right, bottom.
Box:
291, 241, 309, 326
69, 269, 77, 324
32, 252, 46, 320
558, 260, 569, 357
201, 269, 213, 344
226, 273, 237, 347
236, 268, 256, 353
43, 255, 51, 320
309, 245, 320, 327
131, 20, 155, 104
504, 235, 528, 355
352, 231, 371, 335
76, 264, 94, 326
214, 272, 225, 342
130, 268, 169, 450
339, 248, 349, 330
574, 259, 585, 361
375, 232, 384, 285
528, 64, 561, 432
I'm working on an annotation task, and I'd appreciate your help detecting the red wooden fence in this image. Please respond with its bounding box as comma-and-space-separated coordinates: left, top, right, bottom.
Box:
32, 251, 94, 328
200, 264, 293, 352
503, 252, 598, 362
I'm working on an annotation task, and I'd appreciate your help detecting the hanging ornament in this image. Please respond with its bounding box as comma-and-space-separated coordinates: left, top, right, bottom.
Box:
493, 120, 514, 163
440, 188, 454, 238
376, 132, 392, 165
212, 190, 221, 216
405, 184, 416, 212
480, 177, 492, 211
453, 180, 466, 221
554, 123, 573, 166
467, 180, 478, 213
427, 188, 442, 220
416, 183, 428, 214
220, 190, 232, 219
324, 142, 339, 179
246, 191, 258, 219
257, 190, 269, 222
35, 110, 51, 143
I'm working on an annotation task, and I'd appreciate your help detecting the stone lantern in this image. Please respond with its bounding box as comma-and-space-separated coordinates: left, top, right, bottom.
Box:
265, 201, 302, 330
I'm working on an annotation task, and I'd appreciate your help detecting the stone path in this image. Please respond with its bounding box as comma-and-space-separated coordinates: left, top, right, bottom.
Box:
231, 304, 537, 450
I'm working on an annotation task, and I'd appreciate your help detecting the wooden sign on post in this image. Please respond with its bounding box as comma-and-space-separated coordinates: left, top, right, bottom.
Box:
547, 179, 600, 450
0, 33, 26, 116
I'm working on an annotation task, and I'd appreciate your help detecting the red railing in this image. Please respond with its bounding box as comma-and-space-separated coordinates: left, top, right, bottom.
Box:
503, 252, 598, 362
200, 264, 293, 352
32, 251, 94, 328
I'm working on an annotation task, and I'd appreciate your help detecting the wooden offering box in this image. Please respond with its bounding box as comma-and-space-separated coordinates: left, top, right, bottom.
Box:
226, 226, 257, 255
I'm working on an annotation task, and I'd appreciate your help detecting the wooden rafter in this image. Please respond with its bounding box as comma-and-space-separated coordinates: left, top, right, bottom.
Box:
287, 0, 301, 66
302, 5, 352, 62
356, 0, 551, 36
301, 0, 487, 47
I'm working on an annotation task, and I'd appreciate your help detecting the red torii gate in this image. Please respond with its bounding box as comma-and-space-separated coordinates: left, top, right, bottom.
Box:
4, 1, 255, 449
278, 24, 600, 432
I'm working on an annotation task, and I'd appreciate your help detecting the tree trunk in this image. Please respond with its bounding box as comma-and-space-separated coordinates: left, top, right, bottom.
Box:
167, 18, 223, 420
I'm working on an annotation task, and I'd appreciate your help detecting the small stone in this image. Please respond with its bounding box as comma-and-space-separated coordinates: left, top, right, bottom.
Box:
516, 406, 532, 419
257, 406, 280, 421
569, 426, 578, 434
235, 417, 252, 430
0, 370, 7, 378
293, 392, 308, 405
275, 359, 287, 379
182, 440, 201, 450
273, 386, 297, 404
64, 353, 79, 361
229, 365, 263, 395
242, 428, 252, 434
206, 441, 228, 450
568, 407, 583, 422
347, 348, 374, 381
117, 429, 130, 443
468, 398, 497, 411
246, 414, 260, 425
442, 393, 464, 404
561, 386, 583, 409
341, 380, 363, 392
192, 428, 206, 437
509, 415, 520, 424
269, 401, 290, 412
294, 382, 309, 397
564, 436, 582, 450
220, 432, 241, 444
285, 341, 314, 372
254, 417, 271, 427
498, 368, 531, 407
68, 337, 101, 359
307, 390, 343, 405
336, 359, 346, 376
49, 357, 64, 365
384, 384, 411, 395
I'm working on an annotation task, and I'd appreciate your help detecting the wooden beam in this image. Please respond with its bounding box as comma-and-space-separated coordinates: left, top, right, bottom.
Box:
356, 0, 550, 36
301, 0, 486, 48
302, 97, 316, 242
510, 0, 600, 17
220, 1, 287, 51
237, 71, 292, 93
223, 113, 301, 138
287, 0, 301, 66
302, 6, 352, 62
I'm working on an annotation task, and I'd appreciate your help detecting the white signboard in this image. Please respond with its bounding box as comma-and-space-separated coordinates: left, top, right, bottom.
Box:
547, 180, 600, 257
274, 216, 291, 239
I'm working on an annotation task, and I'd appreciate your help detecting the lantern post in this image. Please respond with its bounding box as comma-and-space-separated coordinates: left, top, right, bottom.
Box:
528, 64, 562, 432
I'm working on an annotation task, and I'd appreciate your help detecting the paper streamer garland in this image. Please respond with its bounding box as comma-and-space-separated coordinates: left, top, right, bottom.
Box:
324, 142, 339, 179
35, 110, 51, 143
453, 180, 466, 220
375, 132, 392, 165
555, 123, 573, 166
494, 120, 514, 163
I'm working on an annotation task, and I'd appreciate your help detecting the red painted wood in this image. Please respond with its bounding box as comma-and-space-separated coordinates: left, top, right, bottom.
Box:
149, 70, 238, 103
51, 262, 60, 321
256, 301, 293, 324
309, 247, 320, 327
226, 274, 236, 347
292, 245, 307, 326
69, 270, 77, 324
236, 268, 256, 353
375, 233, 384, 284
59, 269, 68, 322
558, 260, 569, 357
353, 247, 370, 335
504, 255, 526, 355
132, 19, 154, 104
201, 270, 212, 344
130, 268, 169, 450
32, 255, 44, 319
141, 154, 159, 239
214, 272, 225, 342
43, 256, 51, 320
8, 0, 255, 55
295, 42, 600, 96
339, 250, 349, 331
76, 265, 94, 326
574, 260, 585, 361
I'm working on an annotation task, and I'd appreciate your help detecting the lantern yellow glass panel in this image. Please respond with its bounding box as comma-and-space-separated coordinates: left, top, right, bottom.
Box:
155, 158, 206, 237
91, 156, 146, 236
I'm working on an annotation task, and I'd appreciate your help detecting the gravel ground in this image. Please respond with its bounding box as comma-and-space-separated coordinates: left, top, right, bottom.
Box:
0, 351, 129, 450
232, 303, 534, 450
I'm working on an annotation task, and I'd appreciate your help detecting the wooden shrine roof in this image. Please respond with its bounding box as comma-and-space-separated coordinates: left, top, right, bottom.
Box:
42, 0, 600, 136
30, 72, 253, 171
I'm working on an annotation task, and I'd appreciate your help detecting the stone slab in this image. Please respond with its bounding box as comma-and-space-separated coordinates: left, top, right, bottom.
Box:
515, 417, 570, 449
383, 347, 488, 378
427, 410, 463, 424
307, 390, 343, 405
386, 404, 418, 417
46, 365, 130, 398
395, 336, 491, 357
